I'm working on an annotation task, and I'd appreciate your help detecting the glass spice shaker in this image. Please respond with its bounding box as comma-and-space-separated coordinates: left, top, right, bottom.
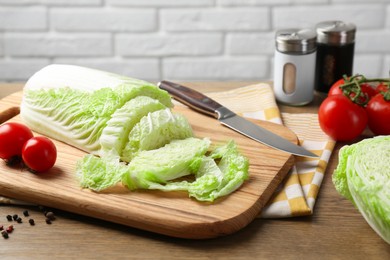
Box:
314, 21, 356, 94
274, 28, 317, 106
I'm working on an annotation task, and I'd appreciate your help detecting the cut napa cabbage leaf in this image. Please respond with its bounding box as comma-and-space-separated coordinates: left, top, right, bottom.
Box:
149, 140, 249, 201
20, 64, 172, 154
77, 154, 128, 192
121, 108, 193, 162
333, 135, 390, 244
99, 96, 166, 159
77, 137, 210, 191
122, 137, 211, 190
77, 138, 249, 202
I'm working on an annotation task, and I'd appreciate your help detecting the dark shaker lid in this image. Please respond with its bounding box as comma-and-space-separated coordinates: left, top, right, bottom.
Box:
275, 28, 317, 54
316, 21, 356, 45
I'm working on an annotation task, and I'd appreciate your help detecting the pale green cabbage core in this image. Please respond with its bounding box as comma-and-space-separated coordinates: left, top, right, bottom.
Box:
333, 136, 390, 244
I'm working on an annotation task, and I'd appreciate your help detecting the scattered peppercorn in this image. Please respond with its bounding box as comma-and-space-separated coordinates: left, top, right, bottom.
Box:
45, 212, 55, 221
2, 207, 58, 238
6, 225, 13, 233
1, 230, 9, 239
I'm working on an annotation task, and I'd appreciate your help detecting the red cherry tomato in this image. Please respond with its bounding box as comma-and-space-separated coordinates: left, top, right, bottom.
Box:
328, 78, 346, 96
375, 82, 389, 93
366, 93, 390, 135
318, 94, 368, 141
360, 83, 378, 100
22, 136, 57, 173
0, 122, 33, 161
329, 80, 376, 104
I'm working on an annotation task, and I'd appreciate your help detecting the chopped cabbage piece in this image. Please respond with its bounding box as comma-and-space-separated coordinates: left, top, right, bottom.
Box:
121, 109, 193, 162
99, 96, 166, 158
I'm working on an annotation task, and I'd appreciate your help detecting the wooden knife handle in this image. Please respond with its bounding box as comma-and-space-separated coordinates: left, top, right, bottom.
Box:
158, 81, 223, 118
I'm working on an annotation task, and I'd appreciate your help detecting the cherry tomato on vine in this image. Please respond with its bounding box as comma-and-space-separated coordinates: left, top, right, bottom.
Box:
22, 136, 57, 173
366, 93, 390, 135
0, 122, 33, 161
318, 94, 368, 141
328, 78, 346, 96
329, 80, 376, 104
375, 82, 389, 93
360, 83, 378, 100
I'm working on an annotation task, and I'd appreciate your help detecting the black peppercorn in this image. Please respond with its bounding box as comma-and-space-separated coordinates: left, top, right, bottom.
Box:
45, 212, 55, 221
1, 230, 9, 239
6, 215, 13, 221
12, 214, 18, 221
28, 219, 35, 226
23, 210, 29, 217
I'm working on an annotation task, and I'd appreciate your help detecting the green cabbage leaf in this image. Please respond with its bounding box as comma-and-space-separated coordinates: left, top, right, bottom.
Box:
77, 155, 127, 192
333, 136, 390, 244
150, 140, 249, 201
121, 108, 193, 162
122, 137, 211, 190
77, 137, 210, 191
77, 139, 249, 202
99, 96, 166, 159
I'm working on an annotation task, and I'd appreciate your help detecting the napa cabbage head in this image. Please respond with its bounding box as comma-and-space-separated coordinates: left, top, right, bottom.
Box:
20, 64, 172, 154
333, 135, 390, 244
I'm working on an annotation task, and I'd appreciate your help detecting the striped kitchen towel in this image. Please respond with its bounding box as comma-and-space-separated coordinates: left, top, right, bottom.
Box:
207, 83, 336, 218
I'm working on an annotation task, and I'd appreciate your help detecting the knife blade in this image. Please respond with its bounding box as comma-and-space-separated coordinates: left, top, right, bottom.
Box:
158, 80, 318, 158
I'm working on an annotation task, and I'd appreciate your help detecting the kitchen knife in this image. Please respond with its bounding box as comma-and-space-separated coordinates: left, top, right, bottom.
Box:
158, 81, 318, 158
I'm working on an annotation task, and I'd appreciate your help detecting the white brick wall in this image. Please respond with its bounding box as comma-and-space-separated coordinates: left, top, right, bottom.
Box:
0, 0, 389, 82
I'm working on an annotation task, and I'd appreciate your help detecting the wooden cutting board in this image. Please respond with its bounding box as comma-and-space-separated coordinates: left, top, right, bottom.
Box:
0, 91, 297, 239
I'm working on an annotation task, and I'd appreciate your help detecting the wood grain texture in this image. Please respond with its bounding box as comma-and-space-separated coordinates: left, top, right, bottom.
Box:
0, 91, 297, 239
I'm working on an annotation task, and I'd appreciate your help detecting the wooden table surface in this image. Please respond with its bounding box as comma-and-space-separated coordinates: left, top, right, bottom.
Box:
0, 82, 389, 259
